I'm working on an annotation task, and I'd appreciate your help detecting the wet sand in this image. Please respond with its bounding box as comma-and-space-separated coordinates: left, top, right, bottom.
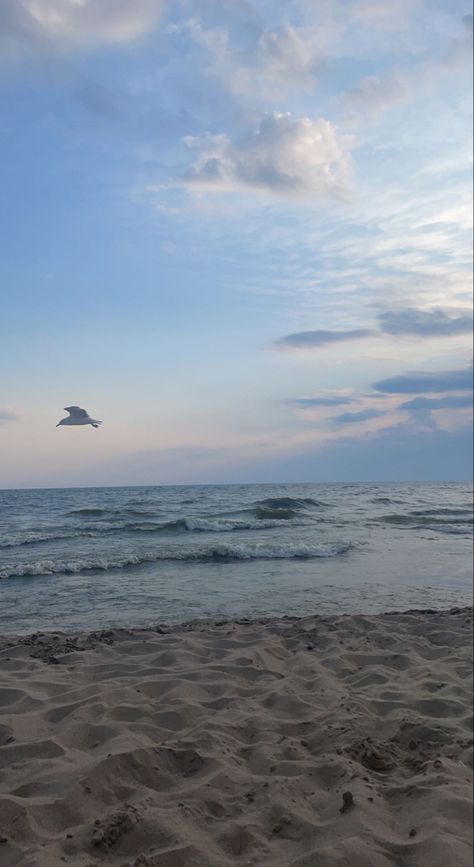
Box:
0, 607, 472, 866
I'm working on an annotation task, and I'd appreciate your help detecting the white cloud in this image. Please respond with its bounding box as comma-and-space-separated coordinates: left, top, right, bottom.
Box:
167, 17, 326, 100
181, 112, 353, 200
0, 0, 163, 55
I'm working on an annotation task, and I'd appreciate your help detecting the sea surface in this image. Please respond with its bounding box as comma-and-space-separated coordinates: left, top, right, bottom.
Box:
0, 482, 472, 633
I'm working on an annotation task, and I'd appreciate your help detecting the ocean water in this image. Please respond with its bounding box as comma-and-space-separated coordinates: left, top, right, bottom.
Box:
0, 482, 472, 633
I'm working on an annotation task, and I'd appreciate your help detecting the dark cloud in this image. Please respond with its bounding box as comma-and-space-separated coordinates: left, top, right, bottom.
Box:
276, 328, 372, 349
398, 392, 473, 431
275, 307, 472, 354
289, 396, 355, 408
373, 368, 473, 394
378, 307, 473, 337
211, 423, 474, 484
333, 409, 385, 425
274, 424, 473, 484
400, 394, 473, 411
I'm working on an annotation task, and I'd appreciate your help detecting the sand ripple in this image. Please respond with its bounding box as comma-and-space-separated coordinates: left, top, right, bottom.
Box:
0, 608, 472, 866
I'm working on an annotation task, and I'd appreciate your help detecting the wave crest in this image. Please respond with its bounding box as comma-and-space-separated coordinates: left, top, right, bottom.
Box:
0, 541, 352, 579
255, 496, 326, 510
378, 513, 473, 534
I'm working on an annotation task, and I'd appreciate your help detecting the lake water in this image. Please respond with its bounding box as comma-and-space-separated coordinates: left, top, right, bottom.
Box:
0, 482, 472, 632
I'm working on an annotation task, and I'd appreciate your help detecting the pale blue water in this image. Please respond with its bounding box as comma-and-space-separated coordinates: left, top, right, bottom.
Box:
0, 482, 472, 632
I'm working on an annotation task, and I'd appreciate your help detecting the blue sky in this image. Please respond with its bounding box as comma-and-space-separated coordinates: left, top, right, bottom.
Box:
0, 0, 472, 487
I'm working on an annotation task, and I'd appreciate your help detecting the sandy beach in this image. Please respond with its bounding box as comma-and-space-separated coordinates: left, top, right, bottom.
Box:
0, 607, 472, 867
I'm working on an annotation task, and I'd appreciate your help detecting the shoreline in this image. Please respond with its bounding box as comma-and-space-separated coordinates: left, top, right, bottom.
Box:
1, 607, 472, 866
1, 603, 472, 642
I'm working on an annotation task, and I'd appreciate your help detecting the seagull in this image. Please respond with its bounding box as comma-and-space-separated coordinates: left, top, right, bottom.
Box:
56, 406, 102, 429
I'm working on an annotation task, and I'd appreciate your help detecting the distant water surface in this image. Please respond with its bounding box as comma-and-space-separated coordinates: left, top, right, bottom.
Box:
0, 482, 472, 632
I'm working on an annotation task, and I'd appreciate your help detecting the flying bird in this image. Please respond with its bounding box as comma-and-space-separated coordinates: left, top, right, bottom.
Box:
56, 406, 102, 429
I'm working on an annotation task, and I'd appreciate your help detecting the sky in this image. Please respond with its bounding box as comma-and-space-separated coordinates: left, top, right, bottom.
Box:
0, 0, 472, 488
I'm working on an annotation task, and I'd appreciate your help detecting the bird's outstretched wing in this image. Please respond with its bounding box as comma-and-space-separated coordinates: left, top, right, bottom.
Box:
64, 406, 89, 418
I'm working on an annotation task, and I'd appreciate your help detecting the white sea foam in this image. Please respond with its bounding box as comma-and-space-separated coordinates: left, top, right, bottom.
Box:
0, 541, 352, 579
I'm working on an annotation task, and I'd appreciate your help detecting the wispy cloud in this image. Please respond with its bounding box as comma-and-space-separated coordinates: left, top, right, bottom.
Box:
289, 395, 356, 408
373, 367, 473, 394
276, 306, 472, 352
255, 24, 322, 86
168, 18, 326, 100
180, 112, 353, 200
400, 394, 473, 410
378, 307, 473, 336
276, 328, 372, 350
343, 11, 473, 124
343, 70, 409, 122
333, 408, 385, 424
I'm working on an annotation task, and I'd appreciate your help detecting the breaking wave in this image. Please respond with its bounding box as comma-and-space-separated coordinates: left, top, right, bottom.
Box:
127, 517, 289, 533
0, 531, 80, 549
0, 515, 304, 549
0, 542, 352, 579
